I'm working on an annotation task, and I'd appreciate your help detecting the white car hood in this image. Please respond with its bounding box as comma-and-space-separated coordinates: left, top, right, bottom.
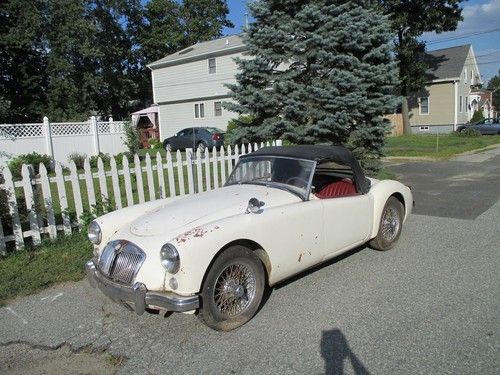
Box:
129, 184, 301, 237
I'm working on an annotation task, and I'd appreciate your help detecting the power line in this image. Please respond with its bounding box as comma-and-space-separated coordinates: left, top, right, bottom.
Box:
426, 28, 500, 45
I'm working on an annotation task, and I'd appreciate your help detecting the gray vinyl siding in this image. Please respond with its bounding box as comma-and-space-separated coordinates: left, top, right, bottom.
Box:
152, 53, 243, 104
158, 98, 238, 140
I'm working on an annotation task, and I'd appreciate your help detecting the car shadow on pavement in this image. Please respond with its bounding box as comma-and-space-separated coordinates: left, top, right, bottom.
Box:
273, 245, 367, 290
321, 328, 371, 375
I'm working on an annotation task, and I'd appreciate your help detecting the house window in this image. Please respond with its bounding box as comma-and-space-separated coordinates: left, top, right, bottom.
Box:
194, 103, 205, 118
214, 101, 222, 117
465, 97, 468, 113
208, 58, 216, 74
419, 97, 429, 115
464, 68, 467, 83
459, 96, 463, 112
471, 70, 474, 85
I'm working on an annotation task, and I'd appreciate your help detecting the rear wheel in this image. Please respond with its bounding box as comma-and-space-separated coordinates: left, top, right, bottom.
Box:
198, 246, 265, 331
197, 142, 207, 153
369, 196, 404, 251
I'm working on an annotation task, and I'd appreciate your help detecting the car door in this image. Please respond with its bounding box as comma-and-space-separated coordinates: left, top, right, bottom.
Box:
321, 194, 372, 260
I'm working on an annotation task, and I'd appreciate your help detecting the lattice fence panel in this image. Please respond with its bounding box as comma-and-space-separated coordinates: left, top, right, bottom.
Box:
51, 123, 91, 136
0, 124, 44, 139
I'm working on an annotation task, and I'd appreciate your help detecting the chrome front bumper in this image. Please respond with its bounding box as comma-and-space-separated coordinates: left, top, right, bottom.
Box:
85, 260, 199, 315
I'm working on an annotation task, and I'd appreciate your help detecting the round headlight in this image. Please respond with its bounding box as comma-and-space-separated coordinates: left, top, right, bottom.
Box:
88, 221, 102, 245
160, 243, 180, 274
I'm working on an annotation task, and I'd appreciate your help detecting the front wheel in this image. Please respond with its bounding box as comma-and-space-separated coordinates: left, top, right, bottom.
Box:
164, 142, 172, 152
369, 196, 404, 251
198, 246, 265, 331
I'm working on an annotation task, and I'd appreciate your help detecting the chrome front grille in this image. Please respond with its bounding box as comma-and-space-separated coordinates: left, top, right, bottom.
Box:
97, 240, 145, 285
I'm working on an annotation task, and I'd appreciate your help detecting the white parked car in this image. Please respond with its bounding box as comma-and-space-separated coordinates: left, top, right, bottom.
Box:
86, 145, 413, 331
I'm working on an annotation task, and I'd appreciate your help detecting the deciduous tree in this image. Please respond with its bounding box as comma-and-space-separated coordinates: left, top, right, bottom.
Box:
377, 0, 465, 133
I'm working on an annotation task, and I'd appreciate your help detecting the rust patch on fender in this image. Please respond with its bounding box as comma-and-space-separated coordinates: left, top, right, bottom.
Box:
176, 225, 220, 244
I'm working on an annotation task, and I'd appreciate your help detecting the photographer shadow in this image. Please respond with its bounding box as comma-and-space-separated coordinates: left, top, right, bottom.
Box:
321, 329, 370, 375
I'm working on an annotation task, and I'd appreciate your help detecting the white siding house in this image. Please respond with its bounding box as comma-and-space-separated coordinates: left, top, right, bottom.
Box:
148, 34, 247, 140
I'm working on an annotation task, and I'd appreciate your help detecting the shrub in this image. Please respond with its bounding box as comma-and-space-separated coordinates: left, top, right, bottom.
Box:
8, 152, 53, 179
469, 110, 485, 124
68, 152, 87, 170
457, 128, 482, 137
148, 138, 162, 149
89, 153, 111, 169
122, 119, 139, 155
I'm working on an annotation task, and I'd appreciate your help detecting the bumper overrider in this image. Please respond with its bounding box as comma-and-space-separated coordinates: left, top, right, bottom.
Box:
85, 260, 199, 315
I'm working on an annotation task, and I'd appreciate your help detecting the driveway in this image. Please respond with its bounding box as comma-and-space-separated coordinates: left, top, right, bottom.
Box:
1, 150, 499, 374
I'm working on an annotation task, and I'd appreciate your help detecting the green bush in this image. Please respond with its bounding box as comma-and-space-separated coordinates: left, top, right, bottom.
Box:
148, 138, 162, 149
225, 115, 256, 145
457, 128, 482, 137
68, 152, 87, 170
89, 153, 111, 169
122, 119, 139, 155
469, 110, 485, 124
8, 152, 53, 179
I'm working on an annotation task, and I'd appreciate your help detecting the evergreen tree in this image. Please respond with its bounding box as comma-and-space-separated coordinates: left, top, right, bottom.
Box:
377, 0, 464, 133
225, 0, 398, 171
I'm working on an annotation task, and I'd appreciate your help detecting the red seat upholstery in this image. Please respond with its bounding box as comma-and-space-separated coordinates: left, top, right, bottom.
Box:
316, 179, 357, 199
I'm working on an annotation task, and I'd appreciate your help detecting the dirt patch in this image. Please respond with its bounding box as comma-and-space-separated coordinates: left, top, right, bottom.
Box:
0, 343, 123, 375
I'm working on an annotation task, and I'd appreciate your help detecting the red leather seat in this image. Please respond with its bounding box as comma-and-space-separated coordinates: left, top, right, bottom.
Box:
316, 179, 357, 199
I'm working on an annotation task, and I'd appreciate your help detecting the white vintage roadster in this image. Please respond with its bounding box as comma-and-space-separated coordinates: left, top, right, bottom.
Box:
86, 145, 413, 330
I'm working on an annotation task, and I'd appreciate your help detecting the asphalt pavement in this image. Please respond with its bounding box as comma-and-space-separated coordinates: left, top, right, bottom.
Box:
1, 148, 499, 374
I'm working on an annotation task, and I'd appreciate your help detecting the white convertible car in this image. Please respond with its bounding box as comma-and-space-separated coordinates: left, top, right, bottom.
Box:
86, 145, 413, 331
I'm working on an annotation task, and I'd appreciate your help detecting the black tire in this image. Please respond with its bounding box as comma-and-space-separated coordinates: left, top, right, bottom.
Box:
197, 142, 207, 153
369, 196, 404, 251
198, 246, 265, 331
164, 142, 172, 152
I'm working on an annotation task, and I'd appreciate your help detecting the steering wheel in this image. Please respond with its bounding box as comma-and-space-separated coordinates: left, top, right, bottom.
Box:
285, 177, 308, 187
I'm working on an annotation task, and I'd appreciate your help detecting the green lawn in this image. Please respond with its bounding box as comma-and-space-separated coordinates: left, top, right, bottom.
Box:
0, 231, 93, 306
385, 134, 500, 158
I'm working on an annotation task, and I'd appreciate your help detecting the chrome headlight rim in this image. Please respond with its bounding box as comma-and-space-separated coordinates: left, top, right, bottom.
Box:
160, 243, 180, 274
88, 221, 102, 245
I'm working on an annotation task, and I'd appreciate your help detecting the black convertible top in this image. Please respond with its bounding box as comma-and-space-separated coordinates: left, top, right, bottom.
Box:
240, 145, 370, 193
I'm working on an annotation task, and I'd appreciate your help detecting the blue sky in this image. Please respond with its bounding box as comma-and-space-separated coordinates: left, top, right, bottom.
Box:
223, 0, 500, 84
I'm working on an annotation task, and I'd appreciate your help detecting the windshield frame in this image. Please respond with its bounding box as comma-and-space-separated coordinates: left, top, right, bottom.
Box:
225, 155, 317, 201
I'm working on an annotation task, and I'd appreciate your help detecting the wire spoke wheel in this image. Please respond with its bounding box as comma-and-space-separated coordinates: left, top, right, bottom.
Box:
213, 264, 256, 317
369, 196, 404, 251
381, 206, 400, 242
199, 246, 265, 331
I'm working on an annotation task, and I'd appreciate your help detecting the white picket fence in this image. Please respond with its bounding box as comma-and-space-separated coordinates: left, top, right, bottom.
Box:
0, 141, 282, 253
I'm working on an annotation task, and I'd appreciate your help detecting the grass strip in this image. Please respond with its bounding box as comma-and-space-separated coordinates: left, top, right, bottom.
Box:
0, 231, 92, 306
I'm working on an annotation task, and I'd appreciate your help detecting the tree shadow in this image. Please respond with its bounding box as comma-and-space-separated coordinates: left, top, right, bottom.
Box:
321, 329, 370, 375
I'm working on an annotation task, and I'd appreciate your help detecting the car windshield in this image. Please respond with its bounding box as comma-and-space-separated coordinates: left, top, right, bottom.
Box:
225, 156, 315, 200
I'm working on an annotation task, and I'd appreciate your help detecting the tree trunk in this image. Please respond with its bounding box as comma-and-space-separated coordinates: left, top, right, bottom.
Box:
401, 96, 412, 134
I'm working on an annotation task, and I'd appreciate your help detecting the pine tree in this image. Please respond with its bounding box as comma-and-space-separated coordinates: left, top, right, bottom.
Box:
225, 0, 398, 172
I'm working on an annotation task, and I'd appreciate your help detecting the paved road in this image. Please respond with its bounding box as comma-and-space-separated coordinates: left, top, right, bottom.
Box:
1, 151, 499, 374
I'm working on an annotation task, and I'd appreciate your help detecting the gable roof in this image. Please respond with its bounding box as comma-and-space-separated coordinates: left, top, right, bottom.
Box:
424, 44, 471, 82
148, 34, 246, 70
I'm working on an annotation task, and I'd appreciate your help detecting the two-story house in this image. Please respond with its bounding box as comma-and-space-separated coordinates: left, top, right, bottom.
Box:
408, 44, 482, 133
147, 34, 245, 140
149, 37, 484, 138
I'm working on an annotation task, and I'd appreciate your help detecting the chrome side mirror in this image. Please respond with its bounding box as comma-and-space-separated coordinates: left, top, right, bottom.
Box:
247, 198, 265, 214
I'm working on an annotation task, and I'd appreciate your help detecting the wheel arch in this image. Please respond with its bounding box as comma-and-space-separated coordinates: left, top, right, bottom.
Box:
368, 180, 412, 239
200, 239, 271, 291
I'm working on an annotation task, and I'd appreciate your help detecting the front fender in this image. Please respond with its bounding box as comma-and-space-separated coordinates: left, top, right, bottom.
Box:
367, 179, 413, 239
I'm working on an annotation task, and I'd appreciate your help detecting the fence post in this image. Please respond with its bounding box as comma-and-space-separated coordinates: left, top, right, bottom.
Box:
108, 116, 114, 132
91, 116, 100, 155
44, 116, 55, 162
